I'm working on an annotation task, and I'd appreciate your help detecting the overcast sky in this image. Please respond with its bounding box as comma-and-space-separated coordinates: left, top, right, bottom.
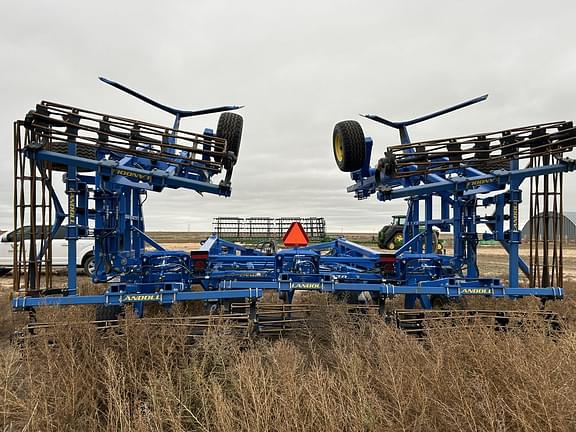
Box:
1, 0, 575, 233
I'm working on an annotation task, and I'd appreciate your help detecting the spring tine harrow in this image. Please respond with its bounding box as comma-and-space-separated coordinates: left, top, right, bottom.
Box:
13, 305, 565, 348
381, 121, 576, 178
25, 101, 230, 173
394, 309, 563, 337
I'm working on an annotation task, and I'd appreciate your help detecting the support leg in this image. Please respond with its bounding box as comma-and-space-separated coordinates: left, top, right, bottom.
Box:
404, 294, 417, 309
133, 301, 144, 318
378, 295, 387, 317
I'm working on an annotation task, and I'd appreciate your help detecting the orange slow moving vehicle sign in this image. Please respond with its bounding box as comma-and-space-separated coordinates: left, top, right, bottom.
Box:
283, 222, 309, 247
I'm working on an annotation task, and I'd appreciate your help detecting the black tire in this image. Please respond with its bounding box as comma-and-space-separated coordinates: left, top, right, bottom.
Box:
333, 120, 365, 172
46, 141, 96, 172
0, 267, 11, 277
389, 232, 403, 250
82, 253, 95, 276
436, 241, 444, 254
378, 226, 402, 250
95, 304, 123, 323
216, 112, 243, 158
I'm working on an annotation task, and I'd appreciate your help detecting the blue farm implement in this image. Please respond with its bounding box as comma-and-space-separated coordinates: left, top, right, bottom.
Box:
11, 77, 257, 319
332, 94, 575, 309
189, 97, 575, 318
9, 82, 576, 335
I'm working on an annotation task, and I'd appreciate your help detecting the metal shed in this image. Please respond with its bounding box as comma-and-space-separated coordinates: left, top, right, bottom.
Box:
521, 212, 576, 241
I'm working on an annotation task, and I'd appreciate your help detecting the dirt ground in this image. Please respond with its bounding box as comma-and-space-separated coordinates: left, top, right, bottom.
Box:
476, 246, 576, 280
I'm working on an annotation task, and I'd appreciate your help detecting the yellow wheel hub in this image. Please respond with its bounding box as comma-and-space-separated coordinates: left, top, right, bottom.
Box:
334, 133, 344, 162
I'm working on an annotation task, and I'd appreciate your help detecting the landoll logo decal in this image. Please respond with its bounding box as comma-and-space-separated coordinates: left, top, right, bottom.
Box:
291, 282, 322, 289
461, 288, 492, 295
122, 294, 161, 302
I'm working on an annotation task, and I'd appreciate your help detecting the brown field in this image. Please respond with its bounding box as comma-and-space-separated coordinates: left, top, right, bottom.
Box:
1, 237, 576, 431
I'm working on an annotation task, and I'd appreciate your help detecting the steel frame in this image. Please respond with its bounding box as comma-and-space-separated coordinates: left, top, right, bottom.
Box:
345, 96, 576, 308
12, 78, 256, 316
11, 87, 576, 317
193, 97, 575, 310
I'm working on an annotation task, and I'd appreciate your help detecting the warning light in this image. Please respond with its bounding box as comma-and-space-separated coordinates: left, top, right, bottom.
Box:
283, 222, 309, 247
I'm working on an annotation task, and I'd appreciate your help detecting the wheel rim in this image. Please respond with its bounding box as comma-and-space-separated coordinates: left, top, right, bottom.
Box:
334, 133, 344, 162
87, 258, 96, 275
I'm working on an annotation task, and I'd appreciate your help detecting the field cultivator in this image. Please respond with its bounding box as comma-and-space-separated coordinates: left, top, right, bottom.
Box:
332, 94, 575, 310
7, 81, 576, 339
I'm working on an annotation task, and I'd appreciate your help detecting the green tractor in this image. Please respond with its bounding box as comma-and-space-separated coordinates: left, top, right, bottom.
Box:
378, 215, 444, 253
378, 215, 406, 250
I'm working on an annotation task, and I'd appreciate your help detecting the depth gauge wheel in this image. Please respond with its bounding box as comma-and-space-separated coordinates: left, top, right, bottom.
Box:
333, 120, 365, 172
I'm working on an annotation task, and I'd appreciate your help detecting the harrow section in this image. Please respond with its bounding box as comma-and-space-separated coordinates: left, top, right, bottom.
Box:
14, 305, 564, 347
394, 309, 562, 336
378, 121, 575, 178
26, 101, 232, 175
17, 313, 255, 345
231, 303, 314, 337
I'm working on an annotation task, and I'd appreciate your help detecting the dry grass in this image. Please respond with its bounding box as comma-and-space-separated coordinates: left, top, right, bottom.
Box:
1, 304, 576, 431
0, 272, 575, 431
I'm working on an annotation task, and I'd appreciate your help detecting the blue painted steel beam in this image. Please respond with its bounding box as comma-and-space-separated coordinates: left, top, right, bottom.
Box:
30, 150, 229, 196
12, 288, 262, 309
215, 280, 562, 298
389, 163, 572, 200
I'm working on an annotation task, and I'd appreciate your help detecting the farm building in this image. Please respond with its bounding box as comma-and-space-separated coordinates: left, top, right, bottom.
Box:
521, 212, 576, 241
